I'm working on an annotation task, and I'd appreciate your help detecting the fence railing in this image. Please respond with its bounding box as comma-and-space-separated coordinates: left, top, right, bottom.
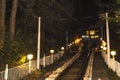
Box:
101, 51, 120, 78
0, 51, 64, 80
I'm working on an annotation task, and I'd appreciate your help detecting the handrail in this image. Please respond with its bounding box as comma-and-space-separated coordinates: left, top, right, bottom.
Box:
78, 49, 93, 80
45, 51, 81, 80
83, 51, 93, 80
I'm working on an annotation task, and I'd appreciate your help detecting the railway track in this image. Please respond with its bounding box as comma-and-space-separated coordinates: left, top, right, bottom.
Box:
56, 50, 90, 80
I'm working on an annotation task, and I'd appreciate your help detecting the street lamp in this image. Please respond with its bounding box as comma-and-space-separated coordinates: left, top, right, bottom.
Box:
102, 40, 106, 46
61, 47, 64, 50
101, 46, 103, 49
75, 39, 80, 45
111, 51, 116, 60
103, 47, 107, 51
27, 54, 33, 73
50, 49, 54, 64
61, 46, 65, 54
50, 49, 54, 53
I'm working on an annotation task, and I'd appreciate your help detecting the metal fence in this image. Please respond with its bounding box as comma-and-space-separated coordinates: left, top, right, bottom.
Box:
102, 51, 120, 78
0, 51, 64, 80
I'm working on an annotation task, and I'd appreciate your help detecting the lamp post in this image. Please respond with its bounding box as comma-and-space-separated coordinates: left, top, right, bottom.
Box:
50, 49, 54, 64
60, 47, 64, 58
111, 51, 116, 60
106, 12, 110, 66
61, 46, 64, 54
37, 17, 41, 70
111, 51, 116, 71
27, 54, 33, 73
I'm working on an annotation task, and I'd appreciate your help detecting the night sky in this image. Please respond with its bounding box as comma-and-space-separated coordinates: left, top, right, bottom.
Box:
74, 0, 111, 17
70, 0, 111, 36
73, 0, 100, 28
71, 0, 101, 34
74, 0, 99, 18
74, 0, 112, 23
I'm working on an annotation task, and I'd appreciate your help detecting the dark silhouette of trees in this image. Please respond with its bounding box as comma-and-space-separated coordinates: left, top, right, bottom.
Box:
0, 0, 6, 48
9, 0, 18, 41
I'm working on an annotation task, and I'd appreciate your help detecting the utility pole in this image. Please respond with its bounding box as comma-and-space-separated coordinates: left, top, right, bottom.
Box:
37, 17, 41, 70
106, 12, 110, 67
66, 30, 68, 54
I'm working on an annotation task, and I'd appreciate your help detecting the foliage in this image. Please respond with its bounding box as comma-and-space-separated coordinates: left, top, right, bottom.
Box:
17, 55, 26, 65
0, 0, 73, 70
17, 0, 69, 53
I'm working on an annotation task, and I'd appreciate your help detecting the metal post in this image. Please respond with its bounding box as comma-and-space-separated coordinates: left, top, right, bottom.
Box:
37, 17, 41, 70
106, 12, 110, 67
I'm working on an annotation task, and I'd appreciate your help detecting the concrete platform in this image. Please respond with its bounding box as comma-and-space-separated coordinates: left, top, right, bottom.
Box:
92, 52, 109, 80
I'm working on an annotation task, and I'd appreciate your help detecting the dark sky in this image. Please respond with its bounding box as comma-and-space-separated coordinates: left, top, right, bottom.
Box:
74, 0, 99, 18
73, 0, 101, 31
74, 0, 114, 20
73, 0, 102, 28
70, 0, 106, 36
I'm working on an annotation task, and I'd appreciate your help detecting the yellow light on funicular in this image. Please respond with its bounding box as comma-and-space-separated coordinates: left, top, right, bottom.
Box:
86, 31, 89, 34
90, 30, 95, 35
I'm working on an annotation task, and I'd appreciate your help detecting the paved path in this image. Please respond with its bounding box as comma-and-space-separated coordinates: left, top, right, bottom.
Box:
92, 52, 109, 80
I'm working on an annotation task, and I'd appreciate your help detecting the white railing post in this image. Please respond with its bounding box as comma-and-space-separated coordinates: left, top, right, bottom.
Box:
28, 60, 31, 73
43, 54, 46, 67
112, 59, 116, 72
4, 64, 8, 80
50, 53, 54, 64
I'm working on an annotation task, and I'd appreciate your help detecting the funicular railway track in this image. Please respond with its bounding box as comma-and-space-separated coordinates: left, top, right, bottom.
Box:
57, 49, 91, 80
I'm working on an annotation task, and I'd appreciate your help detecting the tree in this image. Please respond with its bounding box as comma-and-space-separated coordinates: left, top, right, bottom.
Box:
9, 0, 18, 41
0, 0, 6, 48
